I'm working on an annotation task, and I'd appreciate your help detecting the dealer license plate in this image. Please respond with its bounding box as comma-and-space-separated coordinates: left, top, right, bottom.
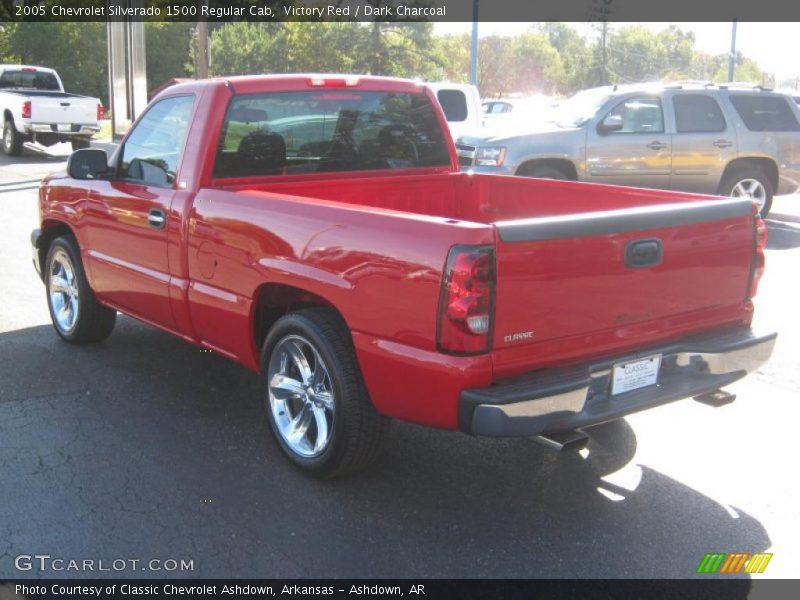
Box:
611, 354, 661, 395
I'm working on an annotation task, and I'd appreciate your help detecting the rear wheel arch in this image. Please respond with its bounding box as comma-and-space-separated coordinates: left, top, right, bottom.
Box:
3, 109, 12, 125
516, 158, 578, 180
720, 157, 779, 192
251, 283, 350, 364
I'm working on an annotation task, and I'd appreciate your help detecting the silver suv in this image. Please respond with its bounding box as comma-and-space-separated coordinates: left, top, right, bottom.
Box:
457, 83, 800, 216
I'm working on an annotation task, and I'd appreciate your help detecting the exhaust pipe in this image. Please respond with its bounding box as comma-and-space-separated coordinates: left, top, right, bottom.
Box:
532, 429, 589, 452
693, 389, 736, 407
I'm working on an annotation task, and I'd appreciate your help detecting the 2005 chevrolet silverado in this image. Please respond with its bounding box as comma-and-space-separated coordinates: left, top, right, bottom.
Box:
31, 75, 776, 477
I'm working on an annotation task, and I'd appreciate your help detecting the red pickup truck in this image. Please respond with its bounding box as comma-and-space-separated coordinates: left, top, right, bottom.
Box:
32, 75, 775, 477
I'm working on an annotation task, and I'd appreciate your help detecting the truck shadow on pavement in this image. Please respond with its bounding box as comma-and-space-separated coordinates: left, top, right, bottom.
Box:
0, 318, 769, 586
765, 215, 800, 250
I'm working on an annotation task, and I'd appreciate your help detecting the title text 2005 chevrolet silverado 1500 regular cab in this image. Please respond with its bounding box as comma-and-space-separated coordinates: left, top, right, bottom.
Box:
31, 75, 776, 477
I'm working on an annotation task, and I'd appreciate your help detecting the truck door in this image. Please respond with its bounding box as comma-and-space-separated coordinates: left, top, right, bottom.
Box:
668, 92, 736, 194
84, 95, 195, 330
585, 94, 672, 190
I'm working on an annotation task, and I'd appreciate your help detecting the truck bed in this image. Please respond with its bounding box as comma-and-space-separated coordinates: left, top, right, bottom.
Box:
219, 172, 755, 380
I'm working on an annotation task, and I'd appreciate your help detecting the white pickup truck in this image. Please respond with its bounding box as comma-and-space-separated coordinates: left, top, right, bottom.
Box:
0, 65, 103, 155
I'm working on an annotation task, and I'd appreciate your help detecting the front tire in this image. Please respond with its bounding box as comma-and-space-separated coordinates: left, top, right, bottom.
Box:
2, 120, 24, 156
261, 308, 390, 478
719, 169, 774, 217
45, 236, 116, 343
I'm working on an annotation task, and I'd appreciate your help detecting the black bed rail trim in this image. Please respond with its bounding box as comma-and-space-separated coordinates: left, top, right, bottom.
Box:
495, 198, 752, 242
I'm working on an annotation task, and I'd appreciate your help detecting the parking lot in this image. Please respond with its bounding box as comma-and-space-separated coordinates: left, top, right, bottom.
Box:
1, 148, 799, 579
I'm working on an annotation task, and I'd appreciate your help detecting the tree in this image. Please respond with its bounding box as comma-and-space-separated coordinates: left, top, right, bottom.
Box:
145, 23, 194, 92
209, 23, 285, 76
712, 51, 765, 84
511, 31, 565, 94
606, 26, 668, 84
428, 33, 470, 83
658, 25, 695, 79
476, 36, 514, 96
538, 23, 592, 93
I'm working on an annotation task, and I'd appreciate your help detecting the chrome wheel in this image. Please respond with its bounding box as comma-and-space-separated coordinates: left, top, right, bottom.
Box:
730, 178, 767, 212
48, 248, 80, 334
267, 335, 335, 458
3, 126, 11, 151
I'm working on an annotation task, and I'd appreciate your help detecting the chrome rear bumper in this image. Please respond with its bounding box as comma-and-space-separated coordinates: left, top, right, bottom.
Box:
460, 328, 776, 437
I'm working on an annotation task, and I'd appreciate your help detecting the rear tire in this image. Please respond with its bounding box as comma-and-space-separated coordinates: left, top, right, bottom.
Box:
518, 164, 569, 180
2, 120, 24, 156
261, 307, 390, 478
45, 236, 116, 343
719, 169, 774, 218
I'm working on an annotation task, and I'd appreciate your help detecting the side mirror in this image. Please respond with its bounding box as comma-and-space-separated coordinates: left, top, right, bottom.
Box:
597, 114, 624, 135
67, 149, 109, 180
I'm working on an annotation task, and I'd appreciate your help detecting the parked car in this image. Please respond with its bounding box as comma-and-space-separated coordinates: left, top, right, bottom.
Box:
426, 82, 482, 140
458, 82, 800, 216
32, 75, 774, 477
0, 64, 103, 155
481, 95, 557, 126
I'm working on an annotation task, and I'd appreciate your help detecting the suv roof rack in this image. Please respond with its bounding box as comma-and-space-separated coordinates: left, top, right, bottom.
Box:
717, 81, 774, 91
663, 80, 713, 89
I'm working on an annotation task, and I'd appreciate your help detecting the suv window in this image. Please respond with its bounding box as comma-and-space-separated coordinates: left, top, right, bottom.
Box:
729, 95, 800, 132
605, 96, 664, 134
120, 95, 195, 187
213, 91, 451, 178
436, 90, 468, 122
673, 95, 726, 133
0, 69, 60, 91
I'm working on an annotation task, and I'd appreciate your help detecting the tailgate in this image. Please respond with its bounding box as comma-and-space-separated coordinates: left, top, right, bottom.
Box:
30, 95, 97, 125
491, 198, 756, 376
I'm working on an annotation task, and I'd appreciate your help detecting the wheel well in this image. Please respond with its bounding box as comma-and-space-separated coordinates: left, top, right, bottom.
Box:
37, 221, 75, 275
721, 158, 779, 192
3, 109, 12, 125
252, 283, 343, 352
516, 158, 578, 180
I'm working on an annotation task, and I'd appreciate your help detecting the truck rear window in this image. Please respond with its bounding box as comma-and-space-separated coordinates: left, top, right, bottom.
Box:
213, 91, 451, 178
0, 70, 60, 91
437, 90, 468, 122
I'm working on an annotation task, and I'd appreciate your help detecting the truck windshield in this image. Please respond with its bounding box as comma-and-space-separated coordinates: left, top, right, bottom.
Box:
213, 90, 451, 178
550, 88, 612, 128
0, 70, 60, 91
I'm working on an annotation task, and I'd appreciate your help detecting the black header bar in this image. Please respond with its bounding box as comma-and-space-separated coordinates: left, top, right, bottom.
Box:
2, 0, 800, 23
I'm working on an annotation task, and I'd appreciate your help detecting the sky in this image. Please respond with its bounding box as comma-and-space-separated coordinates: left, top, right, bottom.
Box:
434, 22, 799, 85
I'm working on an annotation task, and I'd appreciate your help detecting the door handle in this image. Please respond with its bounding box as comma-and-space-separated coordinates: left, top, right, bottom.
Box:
713, 139, 733, 148
646, 141, 668, 150
148, 208, 166, 229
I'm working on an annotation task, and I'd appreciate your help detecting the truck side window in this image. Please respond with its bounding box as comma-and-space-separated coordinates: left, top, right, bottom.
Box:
119, 95, 195, 187
604, 96, 664, 134
673, 95, 726, 133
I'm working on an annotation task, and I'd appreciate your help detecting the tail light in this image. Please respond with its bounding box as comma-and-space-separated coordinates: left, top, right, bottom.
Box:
97, 103, 105, 121
308, 77, 360, 87
21, 101, 31, 119
437, 245, 495, 354
747, 215, 767, 299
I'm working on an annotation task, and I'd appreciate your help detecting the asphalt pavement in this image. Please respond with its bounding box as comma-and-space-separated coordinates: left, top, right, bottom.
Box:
1, 147, 799, 580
